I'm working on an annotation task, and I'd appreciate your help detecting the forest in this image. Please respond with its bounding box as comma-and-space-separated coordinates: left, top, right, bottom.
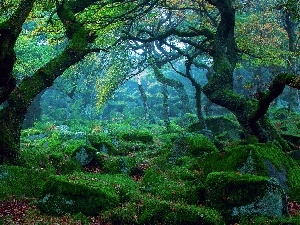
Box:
1, 0, 300, 224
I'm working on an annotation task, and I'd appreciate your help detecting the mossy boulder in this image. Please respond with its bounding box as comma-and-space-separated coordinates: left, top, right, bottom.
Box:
103, 197, 224, 225
170, 132, 218, 161
141, 167, 204, 204
0, 165, 49, 199
49, 152, 82, 174
38, 173, 138, 216
202, 143, 300, 191
87, 133, 117, 155
138, 198, 224, 225
205, 172, 287, 222
118, 130, 153, 143
71, 144, 98, 166
101, 156, 134, 174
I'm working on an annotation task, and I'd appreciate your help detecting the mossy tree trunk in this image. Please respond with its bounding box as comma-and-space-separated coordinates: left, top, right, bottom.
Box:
162, 83, 171, 129
151, 63, 192, 115
137, 75, 150, 120
202, 0, 293, 151
0, 0, 35, 104
0, 0, 97, 163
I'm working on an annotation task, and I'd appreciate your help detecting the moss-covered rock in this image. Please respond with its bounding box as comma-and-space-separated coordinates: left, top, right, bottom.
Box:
103, 197, 224, 225
87, 133, 117, 155
138, 198, 224, 225
71, 144, 98, 166
202, 143, 300, 190
118, 130, 153, 143
101, 155, 134, 174
0, 165, 49, 200
170, 132, 218, 162
205, 172, 287, 222
188, 116, 241, 140
38, 173, 138, 216
141, 167, 204, 205
49, 152, 82, 174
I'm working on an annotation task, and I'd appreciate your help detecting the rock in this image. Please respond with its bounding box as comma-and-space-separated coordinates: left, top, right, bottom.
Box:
202, 143, 300, 191
205, 172, 288, 221
119, 130, 153, 143
72, 145, 98, 166
38, 173, 137, 216
137, 198, 225, 225
88, 133, 117, 155
170, 132, 218, 162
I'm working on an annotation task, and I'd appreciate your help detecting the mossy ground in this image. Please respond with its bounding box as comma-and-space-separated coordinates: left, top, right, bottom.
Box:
1, 118, 300, 224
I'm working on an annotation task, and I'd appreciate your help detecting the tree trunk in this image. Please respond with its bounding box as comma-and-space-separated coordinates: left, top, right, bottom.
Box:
185, 60, 207, 129
162, 83, 170, 129
137, 76, 150, 120
0, 0, 97, 163
0, 0, 35, 104
203, 0, 291, 151
151, 63, 192, 114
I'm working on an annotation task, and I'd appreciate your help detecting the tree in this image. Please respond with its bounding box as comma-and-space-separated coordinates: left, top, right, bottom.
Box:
122, 0, 300, 150
0, 0, 161, 163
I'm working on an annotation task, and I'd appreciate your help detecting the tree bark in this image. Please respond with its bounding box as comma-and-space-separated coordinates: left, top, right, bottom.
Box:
137, 76, 150, 120
162, 83, 171, 129
0, 0, 35, 104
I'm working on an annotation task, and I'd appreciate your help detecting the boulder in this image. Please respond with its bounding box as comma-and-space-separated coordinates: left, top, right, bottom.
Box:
202, 143, 300, 191
72, 145, 98, 166
88, 133, 117, 155
104, 197, 225, 225
170, 132, 218, 162
38, 173, 137, 216
205, 172, 288, 221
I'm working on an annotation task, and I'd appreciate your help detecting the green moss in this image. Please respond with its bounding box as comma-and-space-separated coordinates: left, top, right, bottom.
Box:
0, 165, 50, 199
138, 198, 224, 225
38, 173, 138, 216
88, 133, 117, 155
205, 172, 285, 221
202, 145, 256, 176
49, 152, 82, 174
101, 155, 134, 174
202, 143, 300, 190
239, 215, 300, 224
141, 167, 204, 204
119, 130, 153, 143
171, 133, 218, 161
206, 172, 270, 208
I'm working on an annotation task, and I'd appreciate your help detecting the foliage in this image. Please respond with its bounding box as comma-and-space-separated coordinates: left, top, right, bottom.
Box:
0, 165, 50, 200
236, 6, 291, 68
